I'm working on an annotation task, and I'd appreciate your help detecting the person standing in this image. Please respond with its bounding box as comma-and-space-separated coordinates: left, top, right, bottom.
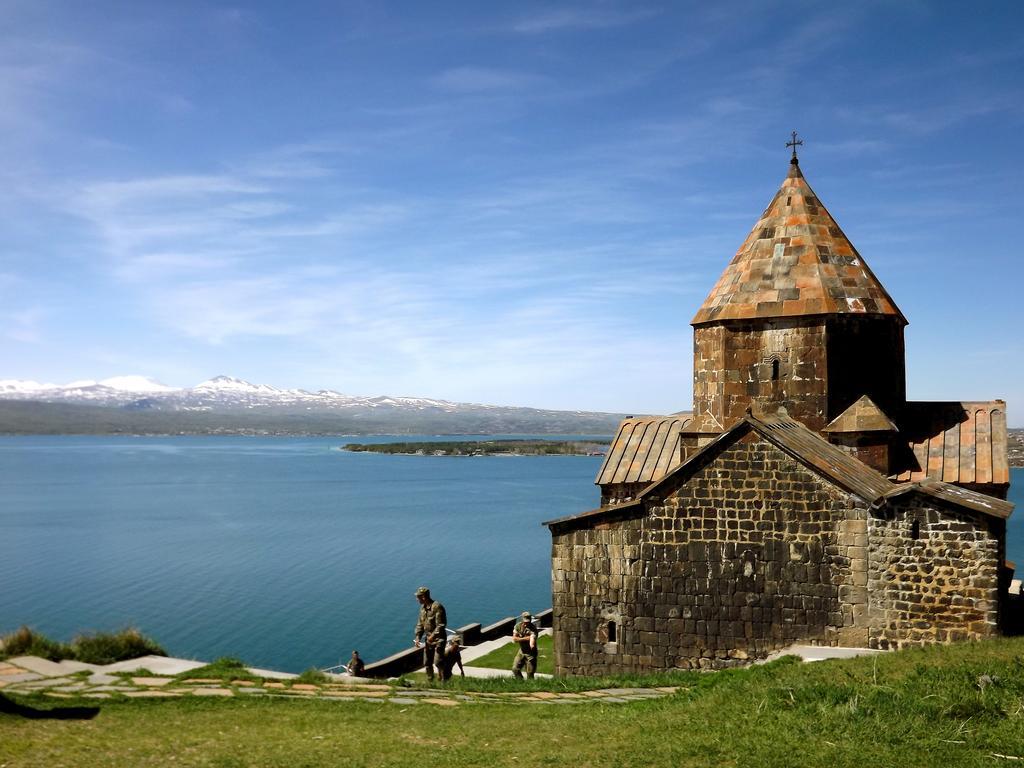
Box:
413, 586, 447, 682
511, 611, 539, 679
346, 650, 365, 677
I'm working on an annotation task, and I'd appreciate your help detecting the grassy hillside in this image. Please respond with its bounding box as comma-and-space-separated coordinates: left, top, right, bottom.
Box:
467, 634, 555, 674
4, 638, 1024, 766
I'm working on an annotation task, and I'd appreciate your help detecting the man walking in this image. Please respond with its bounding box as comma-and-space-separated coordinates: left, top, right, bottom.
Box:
511, 611, 539, 679
413, 586, 447, 682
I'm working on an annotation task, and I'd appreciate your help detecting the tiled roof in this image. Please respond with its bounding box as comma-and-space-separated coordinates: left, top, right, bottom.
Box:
692, 160, 906, 326
892, 401, 1009, 486
594, 414, 692, 486
548, 410, 1013, 530
879, 479, 1014, 520
823, 395, 898, 433
542, 498, 643, 528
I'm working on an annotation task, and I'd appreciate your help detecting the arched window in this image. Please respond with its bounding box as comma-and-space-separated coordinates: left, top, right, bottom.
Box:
911, 519, 920, 540
771, 359, 780, 381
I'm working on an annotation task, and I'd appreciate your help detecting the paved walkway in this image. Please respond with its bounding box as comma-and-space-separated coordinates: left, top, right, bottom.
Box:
0, 653, 671, 706
0, 642, 879, 707
758, 645, 881, 664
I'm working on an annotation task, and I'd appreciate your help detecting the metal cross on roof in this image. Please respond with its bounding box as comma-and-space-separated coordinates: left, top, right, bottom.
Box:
786, 131, 803, 162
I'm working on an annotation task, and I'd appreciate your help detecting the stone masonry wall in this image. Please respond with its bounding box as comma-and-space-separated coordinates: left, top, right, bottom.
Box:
599, 481, 649, 507
867, 496, 1001, 649
693, 319, 829, 431
551, 433, 870, 676
550, 517, 643, 676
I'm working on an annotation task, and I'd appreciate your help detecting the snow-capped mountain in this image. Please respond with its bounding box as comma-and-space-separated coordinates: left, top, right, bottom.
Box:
0, 374, 629, 435
0, 375, 179, 400
0, 374, 490, 413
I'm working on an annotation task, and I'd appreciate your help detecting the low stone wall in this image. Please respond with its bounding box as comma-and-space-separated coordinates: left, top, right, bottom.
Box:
363, 608, 552, 678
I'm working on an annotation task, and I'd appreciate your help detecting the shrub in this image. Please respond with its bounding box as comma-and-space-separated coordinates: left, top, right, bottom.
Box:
0, 625, 73, 661
71, 627, 166, 665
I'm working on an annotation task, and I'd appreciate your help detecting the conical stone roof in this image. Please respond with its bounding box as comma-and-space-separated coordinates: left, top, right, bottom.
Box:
822, 395, 898, 433
692, 160, 906, 326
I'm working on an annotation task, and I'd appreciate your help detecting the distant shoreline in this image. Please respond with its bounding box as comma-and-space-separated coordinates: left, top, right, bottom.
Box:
342, 439, 610, 457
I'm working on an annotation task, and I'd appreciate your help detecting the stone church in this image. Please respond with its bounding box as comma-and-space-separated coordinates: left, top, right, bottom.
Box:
545, 148, 1013, 675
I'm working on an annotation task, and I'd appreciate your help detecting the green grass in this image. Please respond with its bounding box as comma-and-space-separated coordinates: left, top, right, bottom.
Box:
173, 657, 263, 684
465, 635, 555, 675
0, 626, 164, 664
5, 638, 1024, 766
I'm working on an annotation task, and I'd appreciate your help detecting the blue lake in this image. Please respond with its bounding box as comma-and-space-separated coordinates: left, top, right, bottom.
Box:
0, 435, 605, 673
1, 436, 1021, 673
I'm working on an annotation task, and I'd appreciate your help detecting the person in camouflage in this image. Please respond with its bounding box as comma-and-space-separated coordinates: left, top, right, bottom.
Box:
413, 586, 447, 681
511, 611, 539, 679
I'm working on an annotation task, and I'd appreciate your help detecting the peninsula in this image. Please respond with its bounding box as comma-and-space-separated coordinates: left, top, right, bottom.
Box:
342, 439, 610, 456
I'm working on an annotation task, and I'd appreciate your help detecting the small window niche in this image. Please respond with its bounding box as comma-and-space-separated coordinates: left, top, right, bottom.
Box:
607, 620, 617, 644
911, 519, 921, 540
771, 359, 781, 381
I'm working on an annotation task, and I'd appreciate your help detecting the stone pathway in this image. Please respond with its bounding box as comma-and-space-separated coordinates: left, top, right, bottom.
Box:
0, 655, 678, 707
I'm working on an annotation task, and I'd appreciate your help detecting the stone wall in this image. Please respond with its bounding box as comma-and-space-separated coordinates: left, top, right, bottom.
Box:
550, 433, 870, 675
867, 496, 1001, 648
599, 481, 649, 507
692, 323, 726, 426
693, 316, 906, 433
693, 319, 829, 430
828, 433, 892, 475
550, 516, 644, 676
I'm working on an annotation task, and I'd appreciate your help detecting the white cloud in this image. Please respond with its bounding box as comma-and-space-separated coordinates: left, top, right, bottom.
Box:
432, 66, 543, 93
511, 6, 657, 34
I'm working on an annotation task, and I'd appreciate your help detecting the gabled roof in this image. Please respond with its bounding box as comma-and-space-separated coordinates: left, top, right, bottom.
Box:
546, 410, 1013, 530
892, 401, 1009, 486
595, 414, 692, 486
877, 478, 1014, 520
692, 160, 906, 327
743, 412, 896, 500
823, 395, 898, 433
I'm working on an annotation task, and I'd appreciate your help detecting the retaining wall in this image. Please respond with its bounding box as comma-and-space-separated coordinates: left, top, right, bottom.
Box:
363, 608, 552, 678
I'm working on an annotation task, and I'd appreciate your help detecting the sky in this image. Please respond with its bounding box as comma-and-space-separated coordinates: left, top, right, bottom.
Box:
1, 1, 1023, 420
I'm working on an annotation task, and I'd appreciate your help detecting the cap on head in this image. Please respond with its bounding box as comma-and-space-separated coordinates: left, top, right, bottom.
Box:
450, 635, 461, 646
521, 611, 531, 619
415, 586, 430, 597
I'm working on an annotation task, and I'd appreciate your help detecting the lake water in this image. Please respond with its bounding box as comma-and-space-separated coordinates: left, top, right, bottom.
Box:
1, 436, 1022, 673
0, 435, 605, 673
